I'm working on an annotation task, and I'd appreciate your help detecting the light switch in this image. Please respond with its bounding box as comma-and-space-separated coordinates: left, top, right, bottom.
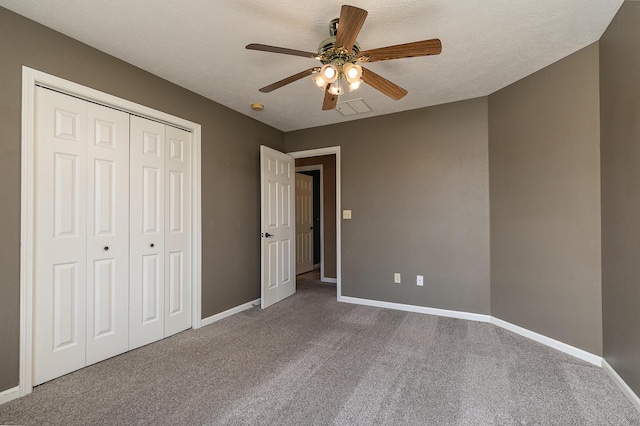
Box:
343, 210, 352, 219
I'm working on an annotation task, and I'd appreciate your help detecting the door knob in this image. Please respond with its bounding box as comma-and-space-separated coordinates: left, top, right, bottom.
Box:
265, 232, 274, 238
150, 243, 155, 247
104, 246, 109, 251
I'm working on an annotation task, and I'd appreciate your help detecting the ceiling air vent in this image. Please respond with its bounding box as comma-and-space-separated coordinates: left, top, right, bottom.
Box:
336, 98, 372, 116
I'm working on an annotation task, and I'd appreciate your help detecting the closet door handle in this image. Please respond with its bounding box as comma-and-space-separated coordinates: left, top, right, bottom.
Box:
150, 243, 155, 248
104, 246, 109, 251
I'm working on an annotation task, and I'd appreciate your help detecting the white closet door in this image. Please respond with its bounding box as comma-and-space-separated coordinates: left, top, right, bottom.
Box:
85, 103, 130, 365
129, 116, 166, 349
164, 126, 192, 336
34, 87, 88, 385
33, 87, 194, 384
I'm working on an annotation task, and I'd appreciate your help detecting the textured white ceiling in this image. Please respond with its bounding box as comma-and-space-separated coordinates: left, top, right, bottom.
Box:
0, 0, 624, 131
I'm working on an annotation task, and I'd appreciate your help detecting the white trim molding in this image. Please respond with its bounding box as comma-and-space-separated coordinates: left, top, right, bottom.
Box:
288, 147, 341, 298
490, 317, 602, 366
191, 124, 203, 330
603, 359, 640, 412
339, 296, 492, 324
0, 386, 20, 405
20, 66, 203, 397
338, 295, 603, 366
201, 299, 260, 327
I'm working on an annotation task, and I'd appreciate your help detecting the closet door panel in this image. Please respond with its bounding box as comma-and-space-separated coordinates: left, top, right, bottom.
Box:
130, 116, 165, 349
86, 103, 130, 365
33, 87, 88, 385
164, 126, 192, 336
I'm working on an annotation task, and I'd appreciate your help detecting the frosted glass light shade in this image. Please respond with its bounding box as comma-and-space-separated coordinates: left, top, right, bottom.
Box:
320, 64, 339, 83
313, 74, 327, 89
328, 76, 344, 95
342, 63, 362, 84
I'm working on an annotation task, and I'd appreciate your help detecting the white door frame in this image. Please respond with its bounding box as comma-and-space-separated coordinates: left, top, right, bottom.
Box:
19, 66, 203, 397
288, 147, 341, 298
295, 165, 327, 281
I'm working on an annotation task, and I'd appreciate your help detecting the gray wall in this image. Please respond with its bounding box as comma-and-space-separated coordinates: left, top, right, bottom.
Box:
286, 98, 491, 314
0, 7, 284, 392
489, 43, 603, 355
601, 1, 640, 395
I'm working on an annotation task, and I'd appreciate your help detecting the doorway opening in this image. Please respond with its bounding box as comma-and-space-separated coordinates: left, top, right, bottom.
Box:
259, 146, 341, 307
299, 169, 321, 269
290, 148, 340, 296
295, 166, 322, 278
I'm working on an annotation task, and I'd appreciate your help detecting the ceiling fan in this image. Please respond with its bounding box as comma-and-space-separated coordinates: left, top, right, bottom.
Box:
246, 5, 442, 111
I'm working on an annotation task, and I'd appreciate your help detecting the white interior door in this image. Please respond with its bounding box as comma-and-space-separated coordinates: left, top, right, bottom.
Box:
164, 125, 192, 336
260, 145, 295, 308
129, 116, 165, 349
34, 87, 88, 385
85, 103, 130, 365
295, 173, 314, 275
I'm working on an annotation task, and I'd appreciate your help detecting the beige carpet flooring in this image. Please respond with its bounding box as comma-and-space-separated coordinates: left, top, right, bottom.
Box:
1, 271, 639, 425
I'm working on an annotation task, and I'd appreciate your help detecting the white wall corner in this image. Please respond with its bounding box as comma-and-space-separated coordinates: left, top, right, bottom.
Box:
603, 359, 640, 412
200, 298, 260, 327
0, 386, 20, 405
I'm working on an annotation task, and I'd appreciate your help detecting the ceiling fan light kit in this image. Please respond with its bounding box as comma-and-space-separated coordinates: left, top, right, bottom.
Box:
328, 76, 344, 96
246, 5, 442, 111
343, 63, 363, 83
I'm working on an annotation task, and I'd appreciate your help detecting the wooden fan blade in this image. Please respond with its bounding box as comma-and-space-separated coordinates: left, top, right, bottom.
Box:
360, 67, 407, 100
259, 68, 319, 93
334, 5, 368, 51
246, 43, 318, 59
322, 88, 338, 110
358, 39, 442, 62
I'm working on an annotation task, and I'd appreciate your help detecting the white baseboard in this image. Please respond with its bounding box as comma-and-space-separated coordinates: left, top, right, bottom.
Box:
337, 295, 602, 366
603, 359, 640, 412
338, 296, 491, 323
0, 386, 19, 405
322, 277, 337, 284
200, 298, 260, 327
490, 317, 602, 366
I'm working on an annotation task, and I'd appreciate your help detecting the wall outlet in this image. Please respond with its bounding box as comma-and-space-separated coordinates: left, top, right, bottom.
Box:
394, 273, 401, 284
417, 275, 424, 286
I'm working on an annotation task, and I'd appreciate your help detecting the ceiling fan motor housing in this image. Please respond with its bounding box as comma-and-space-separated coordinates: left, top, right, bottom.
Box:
318, 37, 360, 64
329, 18, 340, 36
318, 17, 361, 65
